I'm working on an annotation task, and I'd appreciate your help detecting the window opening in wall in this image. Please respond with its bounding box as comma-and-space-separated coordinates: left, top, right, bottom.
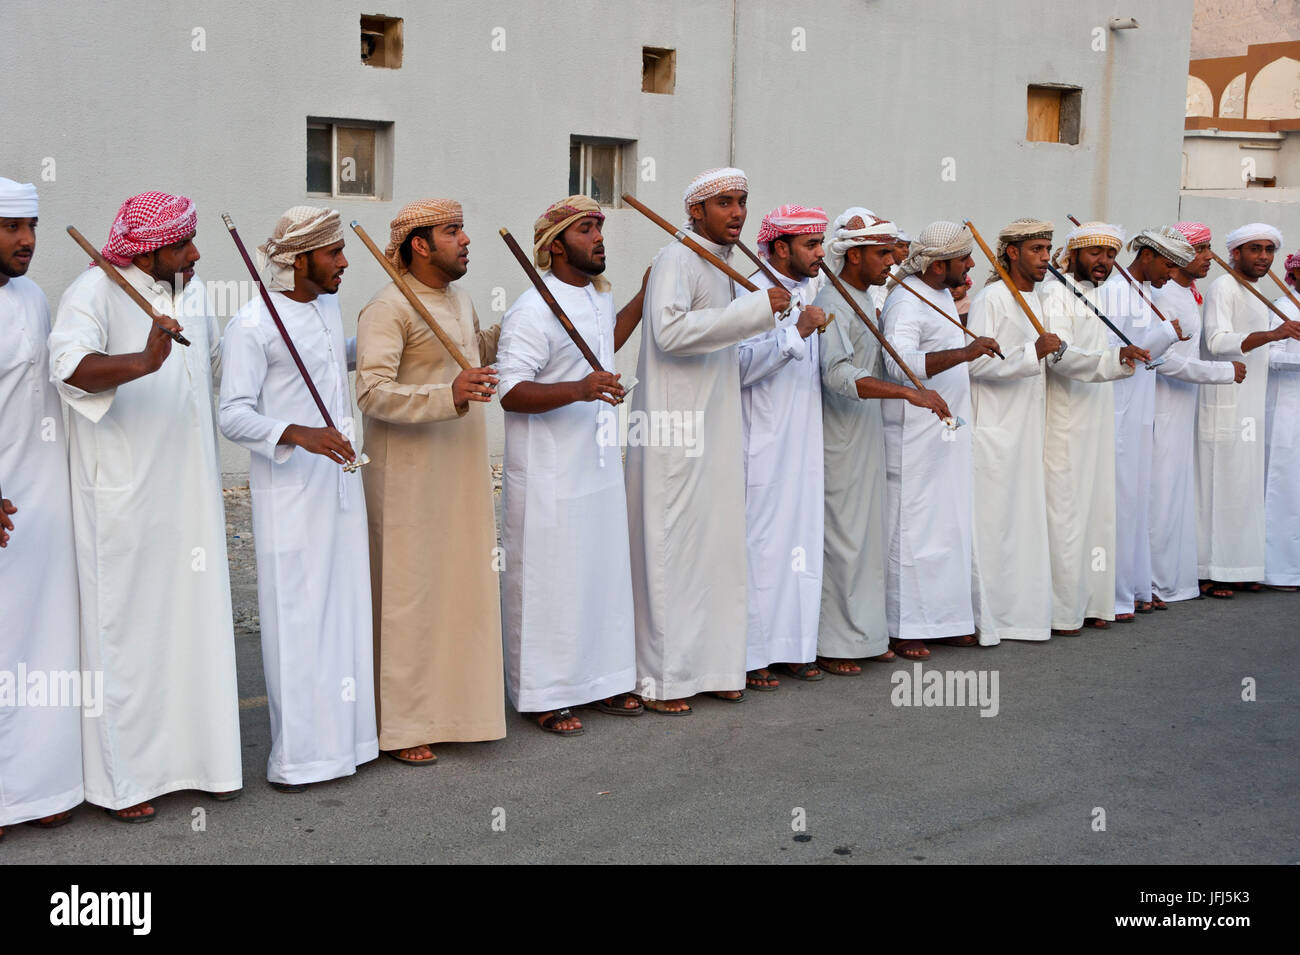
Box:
1026, 85, 1082, 145
642, 47, 676, 94
307, 118, 393, 199
361, 15, 403, 68
569, 137, 636, 206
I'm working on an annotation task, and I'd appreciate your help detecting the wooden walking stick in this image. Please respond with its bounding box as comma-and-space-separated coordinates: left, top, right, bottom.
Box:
885, 269, 1004, 358
818, 262, 960, 428
620, 194, 760, 292
498, 229, 602, 372
66, 226, 191, 345
1065, 214, 1189, 340
222, 213, 367, 471
734, 238, 784, 290
498, 227, 629, 403
1267, 268, 1300, 315
1044, 262, 1161, 369
733, 239, 827, 333
349, 220, 472, 371
1207, 250, 1295, 324
621, 193, 810, 342
965, 219, 1066, 362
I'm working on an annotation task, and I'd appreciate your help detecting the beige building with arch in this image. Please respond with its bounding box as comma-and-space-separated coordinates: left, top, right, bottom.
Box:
1182, 39, 1300, 256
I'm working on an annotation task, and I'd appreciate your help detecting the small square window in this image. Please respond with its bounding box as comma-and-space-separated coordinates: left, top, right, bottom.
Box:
642, 47, 675, 94
1026, 85, 1081, 145
306, 119, 393, 199
569, 136, 636, 207
361, 15, 403, 69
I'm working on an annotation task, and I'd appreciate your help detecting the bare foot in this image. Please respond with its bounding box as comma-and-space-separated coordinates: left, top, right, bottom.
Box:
105, 801, 155, 823
746, 668, 780, 690
27, 810, 75, 829
891, 639, 930, 660
598, 696, 644, 717
536, 710, 583, 733
816, 657, 861, 675
391, 745, 437, 763
637, 696, 691, 714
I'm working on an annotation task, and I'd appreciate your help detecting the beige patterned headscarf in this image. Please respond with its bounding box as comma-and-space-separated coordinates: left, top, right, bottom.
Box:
985, 217, 1053, 285
531, 195, 610, 292
257, 206, 343, 291
899, 220, 973, 277
1056, 221, 1125, 268
385, 198, 463, 269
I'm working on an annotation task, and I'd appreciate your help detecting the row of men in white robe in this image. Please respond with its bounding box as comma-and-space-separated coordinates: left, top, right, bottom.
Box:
846, 216, 1300, 652
524, 176, 1300, 727
1, 185, 381, 832
6, 166, 1300, 832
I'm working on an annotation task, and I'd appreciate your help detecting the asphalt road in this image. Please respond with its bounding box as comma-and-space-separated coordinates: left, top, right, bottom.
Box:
2, 488, 1295, 864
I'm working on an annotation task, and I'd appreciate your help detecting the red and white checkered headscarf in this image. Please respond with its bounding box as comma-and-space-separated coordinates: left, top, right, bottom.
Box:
1175, 221, 1211, 302
756, 204, 828, 258
1174, 221, 1211, 246
1285, 251, 1300, 287
99, 192, 197, 266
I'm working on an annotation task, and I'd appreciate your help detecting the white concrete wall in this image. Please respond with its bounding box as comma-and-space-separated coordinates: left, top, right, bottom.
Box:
1280, 131, 1300, 183
1183, 131, 1286, 189
1, 0, 1195, 485
1178, 188, 1300, 269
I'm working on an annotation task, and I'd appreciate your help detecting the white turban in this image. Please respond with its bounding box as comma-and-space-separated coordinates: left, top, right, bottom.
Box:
899, 220, 972, 277
257, 206, 344, 291
1129, 227, 1195, 268
682, 167, 747, 226
824, 207, 901, 275
1225, 222, 1283, 252
0, 177, 38, 217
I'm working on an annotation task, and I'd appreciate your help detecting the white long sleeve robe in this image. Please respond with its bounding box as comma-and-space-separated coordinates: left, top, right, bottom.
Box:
1096, 273, 1179, 613
1150, 282, 1236, 601
966, 282, 1051, 644
1197, 273, 1271, 582
815, 281, 889, 659
498, 274, 635, 712
1040, 278, 1134, 629
0, 276, 83, 826
880, 275, 974, 641
1264, 294, 1300, 585
49, 266, 241, 809
739, 268, 822, 670
218, 291, 377, 785
625, 234, 775, 700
